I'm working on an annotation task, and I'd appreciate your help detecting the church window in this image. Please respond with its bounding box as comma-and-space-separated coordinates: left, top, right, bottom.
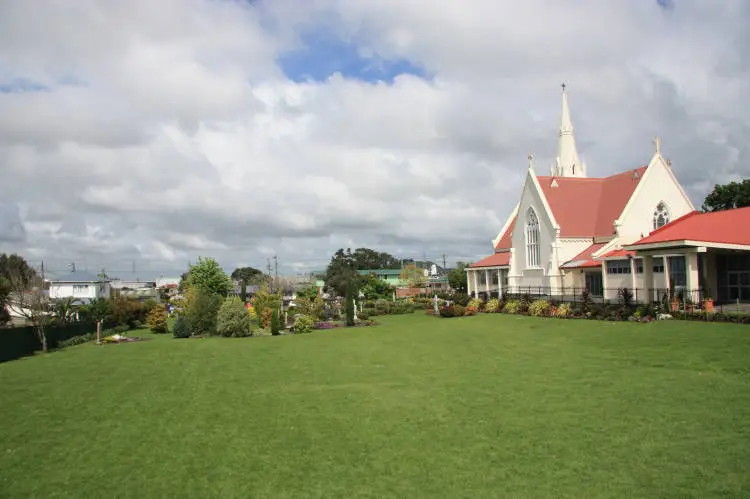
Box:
525, 208, 541, 268
653, 202, 670, 229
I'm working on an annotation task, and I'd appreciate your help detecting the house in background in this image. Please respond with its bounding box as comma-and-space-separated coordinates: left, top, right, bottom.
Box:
358, 269, 406, 287
48, 271, 111, 302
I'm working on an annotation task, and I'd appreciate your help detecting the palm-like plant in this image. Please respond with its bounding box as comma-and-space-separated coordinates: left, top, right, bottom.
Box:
53, 297, 82, 325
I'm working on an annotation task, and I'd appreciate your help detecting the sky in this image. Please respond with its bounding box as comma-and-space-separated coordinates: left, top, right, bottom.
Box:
1, 0, 749, 279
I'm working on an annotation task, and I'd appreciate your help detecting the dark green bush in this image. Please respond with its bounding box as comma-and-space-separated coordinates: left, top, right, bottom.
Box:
186, 290, 221, 336
173, 316, 191, 338
270, 308, 282, 335
453, 304, 466, 317
58, 333, 95, 348
358, 311, 370, 321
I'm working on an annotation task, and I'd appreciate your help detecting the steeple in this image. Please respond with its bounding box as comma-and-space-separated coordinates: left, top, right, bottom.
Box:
553, 83, 586, 178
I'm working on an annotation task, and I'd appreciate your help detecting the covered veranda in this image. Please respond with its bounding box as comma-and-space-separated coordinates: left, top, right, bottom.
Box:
622, 207, 750, 309
466, 252, 509, 299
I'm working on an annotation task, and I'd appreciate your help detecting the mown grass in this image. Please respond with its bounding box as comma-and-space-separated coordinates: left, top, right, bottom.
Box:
1, 314, 749, 498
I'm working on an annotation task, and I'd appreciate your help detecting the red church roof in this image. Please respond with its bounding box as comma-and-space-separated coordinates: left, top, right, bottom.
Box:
627, 207, 750, 248
494, 216, 516, 251
537, 166, 647, 237
469, 252, 511, 268
560, 242, 607, 269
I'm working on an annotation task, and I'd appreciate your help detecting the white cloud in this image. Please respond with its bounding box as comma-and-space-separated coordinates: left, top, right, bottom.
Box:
0, 0, 749, 276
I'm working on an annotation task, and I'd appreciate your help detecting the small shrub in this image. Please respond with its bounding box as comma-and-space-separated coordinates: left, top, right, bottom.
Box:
465, 305, 478, 316
294, 315, 315, 334
451, 293, 471, 306
581, 290, 594, 315
173, 316, 191, 338
439, 305, 455, 318
467, 298, 483, 311
146, 306, 169, 334
529, 299, 550, 317
58, 333, 95, 348
618, 288, 634, 308
554, 302, 572, 318
503, 299, 521, 314
217, 296, 253, 337
260, 307, 273, 329
358, 311, 370, 321
270, 308, 282, 335
453, 304, 466, 317
113, 324, 130, 334
485, 298, 500, 313
374, 299, 391, 315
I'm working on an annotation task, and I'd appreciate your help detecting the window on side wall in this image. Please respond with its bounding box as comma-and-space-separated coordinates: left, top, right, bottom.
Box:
606, 260, 631, 274
525, 207, 541, 268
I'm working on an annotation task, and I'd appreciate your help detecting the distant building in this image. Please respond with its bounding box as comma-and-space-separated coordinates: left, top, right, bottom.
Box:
48, 271, 111, 302
358, 269, 406, 287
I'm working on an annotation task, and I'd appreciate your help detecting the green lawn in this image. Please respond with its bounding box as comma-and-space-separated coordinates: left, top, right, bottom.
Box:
1, 314, 749, 498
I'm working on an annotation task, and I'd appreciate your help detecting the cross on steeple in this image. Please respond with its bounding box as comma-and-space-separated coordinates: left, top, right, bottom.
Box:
653, 136, 661, 155
561, 82, 566, 92
528, 152, 534, 169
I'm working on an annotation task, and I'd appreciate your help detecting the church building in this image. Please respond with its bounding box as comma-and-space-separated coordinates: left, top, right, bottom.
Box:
467, 85, 708, 302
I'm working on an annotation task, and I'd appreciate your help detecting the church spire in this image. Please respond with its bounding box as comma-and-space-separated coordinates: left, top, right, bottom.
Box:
554, 83, 585, 178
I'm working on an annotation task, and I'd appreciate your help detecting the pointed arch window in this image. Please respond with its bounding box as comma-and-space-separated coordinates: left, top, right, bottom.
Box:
525, 207, 541, 268
653, 202, 670, 230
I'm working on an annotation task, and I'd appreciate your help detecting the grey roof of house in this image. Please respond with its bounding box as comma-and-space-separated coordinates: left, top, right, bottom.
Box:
48, 271, 108, 283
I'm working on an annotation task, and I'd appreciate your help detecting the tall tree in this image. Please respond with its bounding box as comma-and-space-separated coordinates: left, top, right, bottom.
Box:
448, 262, 470, 293
351, 248, 401, 270
187, 257, 232, 296
4, 261, 50, 352
325, 249, 361, 297
231, 266, 267, 301
0, 253, 37, 328
702, 179, 750, 212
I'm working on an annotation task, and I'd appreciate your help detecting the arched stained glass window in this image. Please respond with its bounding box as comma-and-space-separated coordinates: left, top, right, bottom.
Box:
525, 208, 541, 268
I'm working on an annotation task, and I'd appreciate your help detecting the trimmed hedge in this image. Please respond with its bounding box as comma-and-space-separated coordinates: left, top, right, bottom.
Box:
0, 322, 96, 363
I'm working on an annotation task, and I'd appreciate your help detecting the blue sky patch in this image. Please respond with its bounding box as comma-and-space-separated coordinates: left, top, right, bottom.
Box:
656, 0, 675, 10
278, 32, 429, 84
0, 77, 50, 94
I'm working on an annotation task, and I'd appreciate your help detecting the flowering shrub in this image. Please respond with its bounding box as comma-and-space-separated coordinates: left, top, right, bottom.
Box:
465, 305, 478, 316
503, 299, 522, 314
467, 298, 483, 311
439, 305, 455, 318
554, 303, 572, 318
528, 300, 550, 317
453, 304, 466, 317
294, 315, 315, 334
485, 298, 500, 313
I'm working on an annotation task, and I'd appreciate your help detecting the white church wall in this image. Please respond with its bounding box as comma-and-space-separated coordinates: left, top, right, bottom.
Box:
616, 157, 694, 239
558, 239, 596, 265
510, 172, 557, 287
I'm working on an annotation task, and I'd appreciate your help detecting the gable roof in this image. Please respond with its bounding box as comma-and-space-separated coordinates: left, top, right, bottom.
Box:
494, 215, 516, 251
626, 207, 750, 248
469, 252, 511, 269
536, 166, 647, 237
560, 242, 607, 269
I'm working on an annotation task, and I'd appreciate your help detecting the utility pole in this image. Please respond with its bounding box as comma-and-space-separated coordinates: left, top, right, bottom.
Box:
69, 262, 76, 273
41, 260, 45, 281
273, 256, 278, 291
442, 254, 447, 269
